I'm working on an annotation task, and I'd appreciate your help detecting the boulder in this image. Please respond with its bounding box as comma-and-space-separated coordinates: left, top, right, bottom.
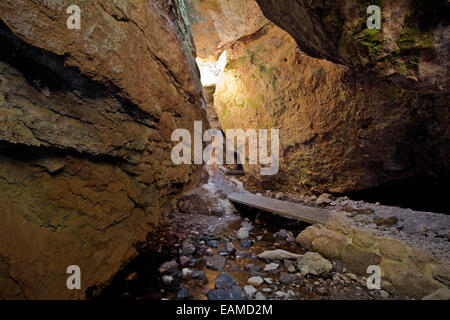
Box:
297, 252, 332, 276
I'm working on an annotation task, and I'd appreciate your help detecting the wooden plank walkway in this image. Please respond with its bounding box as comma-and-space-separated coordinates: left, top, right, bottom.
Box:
228, 192, 330, 224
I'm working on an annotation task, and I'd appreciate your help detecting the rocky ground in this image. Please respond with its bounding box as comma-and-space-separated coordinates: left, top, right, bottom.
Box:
238, 174, 450, 266
100, 166, 449, 300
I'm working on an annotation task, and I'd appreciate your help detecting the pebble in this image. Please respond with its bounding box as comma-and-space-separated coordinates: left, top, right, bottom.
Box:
179, 256, 190, 266
191, 270, 206, 280
258, 249, 302, 260
207, 240, 218, 248
346, 273, 357, 281
243, 285, 257, 297
276, 229, 289, 239
182, 268, 192, 278
205, 255, 227, 271
125, 272, 137, 281
287, 264, 296, 273
215, 272, 237, 289
275, 291, 288, 299
264, 278, 273, 284
159, 260, 179, 273
177, 286, 189, 299
255, 292, 267, 300
162, 275, 174, 285
279, 273, 295, 285
226, 242, 236, 253
241, 240, 252, 248
208, 287, 243, 300
248, 276, 264, 287
237, 227, 249, 240
182, 241, 195, 256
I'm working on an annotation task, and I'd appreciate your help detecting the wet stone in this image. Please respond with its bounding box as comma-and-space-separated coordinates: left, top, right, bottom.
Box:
255, 292, 267, 300
229, 262, 241, 271
182, 241, 195, 256
191, 270, 206, 280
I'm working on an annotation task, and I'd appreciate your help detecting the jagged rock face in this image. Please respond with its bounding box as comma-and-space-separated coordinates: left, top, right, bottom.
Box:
255, 0, 449, 93
0, 0, 206, 299
214, 23, 449, 194
186, 0, 269, 61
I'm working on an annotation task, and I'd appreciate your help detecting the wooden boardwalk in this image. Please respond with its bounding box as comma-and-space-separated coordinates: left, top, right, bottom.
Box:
228, 192, 330, 224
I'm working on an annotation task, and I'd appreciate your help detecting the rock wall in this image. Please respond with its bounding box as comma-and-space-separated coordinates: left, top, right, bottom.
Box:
255, 0, 449, 93
0, 0, 206, 299
296, 214, 449, 298
213, 21, 449, 194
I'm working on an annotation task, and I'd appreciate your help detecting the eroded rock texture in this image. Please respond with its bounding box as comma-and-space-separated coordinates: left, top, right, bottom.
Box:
198, 4, 449, 194
255, 0, 449, 93
0, 0, 206, 299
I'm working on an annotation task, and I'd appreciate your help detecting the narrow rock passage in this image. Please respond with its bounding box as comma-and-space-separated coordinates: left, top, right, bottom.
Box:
99, 165, 404, 300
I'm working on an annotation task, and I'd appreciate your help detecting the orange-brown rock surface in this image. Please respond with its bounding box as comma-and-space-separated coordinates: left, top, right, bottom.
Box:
0, 0, 206, 299
255, 0, 449, 93
210, 18, 449, 194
